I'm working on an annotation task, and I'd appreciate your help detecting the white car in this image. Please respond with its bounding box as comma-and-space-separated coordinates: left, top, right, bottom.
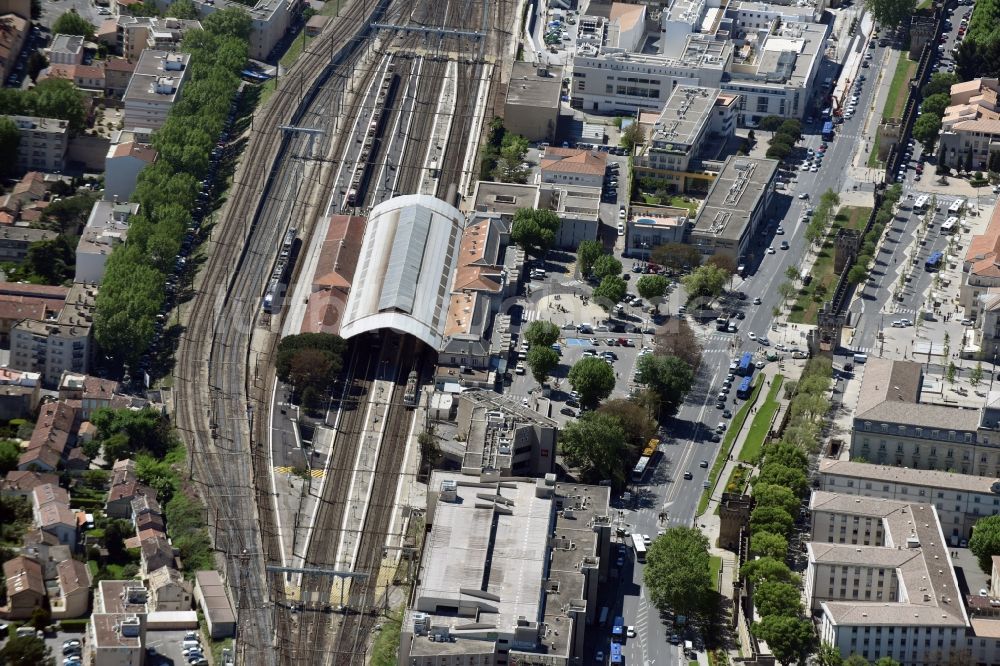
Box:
617, 222, 625, 236
798, 193, 809, 200
776, 226, 784, 234
619, 207, 626, 219
626, 626, 637, 638
748, 332, 757, 341
515, 363, 526, 374
753, 297, 761, 305
766, 246, 776, 254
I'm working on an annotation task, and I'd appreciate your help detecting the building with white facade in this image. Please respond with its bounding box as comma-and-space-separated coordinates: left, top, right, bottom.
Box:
181, 0, 296, 61
398, 472, 611, 666
540, 147, 608, 188
116, 16, 202, 61
76, 201, 137, 284
103, 140, 157, 201
624, 208, 688, 258
47, 34, 84, 65
122, 50, 191, 132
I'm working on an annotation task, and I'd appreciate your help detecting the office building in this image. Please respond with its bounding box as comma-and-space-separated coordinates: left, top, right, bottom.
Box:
122, 50, 191, 131
399, 472, 611, 666
504, 62, 562, 143
688, 156, 777, 263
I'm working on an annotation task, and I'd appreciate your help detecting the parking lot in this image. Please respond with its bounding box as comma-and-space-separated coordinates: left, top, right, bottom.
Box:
146, 629, 210, 666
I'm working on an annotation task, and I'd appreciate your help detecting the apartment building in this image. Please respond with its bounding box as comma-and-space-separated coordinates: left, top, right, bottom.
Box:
122, 50, 191, 131
849, 357, 991, 474
76, 201, 138, 283
939, 78, 1000, 170
961, 204, 1000, 323
87, 580, 148, 666
11, 116, 69, 173
503, 62, 562, 143
804, 491, 1000, 665
0, 12, 27, 82
10, 283, 98, 386
174, 0, 296, 61
688, 156, 777, 264
634, 86, 739, 194
116, 15, 202, 60
399, 472, 611, 666
817, 459, 1000, 545
104, 140, 156, 201
48, 34, 84, 65
624, 207, 688, 258
0, 226, 58, 263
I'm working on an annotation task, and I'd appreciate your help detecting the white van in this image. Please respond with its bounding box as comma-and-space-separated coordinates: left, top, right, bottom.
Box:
853, 353, 868, 364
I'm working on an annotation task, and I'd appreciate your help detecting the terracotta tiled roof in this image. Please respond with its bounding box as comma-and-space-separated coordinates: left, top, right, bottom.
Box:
540, 147, 608, 176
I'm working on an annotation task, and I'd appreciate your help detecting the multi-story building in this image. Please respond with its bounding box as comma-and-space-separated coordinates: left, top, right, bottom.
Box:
0, 226, 58, 264
688, 156, 777, 264
103, 57, 136, 97
115, 15, 202, 60
961, 204, 1000, 323
634, 86, 739, 194
849, 357, 988, 473
147, 565, 191, 611
398, 472, 611, 666
807, 491, 971, 665
87, 580, 148, 666
540, 146, 607, 189
103, 140, 156, 201
817, 459, 1000, 545
624, 207, 688, 259
504, 62, 562, 143
939, 78, 1000, 170
76, 200, 137, 283
156, 0, 296, 61
10, 116, 69, 173
0, 12, 27, 82
122, 50, 191, 132
51, 558, 92, 619
10, 283, 98, 386
48, 34, 84, 65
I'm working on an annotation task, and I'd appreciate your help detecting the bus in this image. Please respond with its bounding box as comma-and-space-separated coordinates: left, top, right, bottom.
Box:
822, 120, 834, 141
737, 352, 754, 377
925, 251, 943, 271
598, 607, 610, 626
632, 456, 651, 482
736, 375, 754, 399
913, 194, 929, 211
949, 198, 965, 215
941, 216, 958, 233
642, 438, 659, 458
611, 642, 624, 665
631, 533, 647, 563
612, 616, 624, 642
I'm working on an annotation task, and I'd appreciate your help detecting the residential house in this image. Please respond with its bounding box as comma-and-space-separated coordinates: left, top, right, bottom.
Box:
139, 535, 174, 573
105, 480, 152, 519
18, 400, 79, 472
0, 555, 45, 619
104, 56, 136, 97
51, 558, 91, 619
103, 141, 156, 202
58, 373, 120, 418
0, 470, 58, 499
131, 494, 164, 535
0, 171, 49, 216
21, 528, 71, 579
147, 565, 191, 611
32, 483, 77, 546
40, 63, 106, 93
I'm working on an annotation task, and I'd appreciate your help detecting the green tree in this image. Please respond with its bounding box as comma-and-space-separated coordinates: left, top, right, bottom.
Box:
921, 93, 951, 118
0, 438, 20, 473
972, 361, 984, 386
524, 320, 560, 348
753, 615, 814, 666
705, 253, 737, 276
91, 408, 177, 460
0, 115, 19, 177
29, 606, 51, 630
621, 122, 645, 152
766, 143, 791, 161
592, 254, 623, 280
757, 463, 809, 497
559, 412, 628, 484
577, 239, 603, 276
511, 208, 561, 256
844, 656, 872, 666
655, 318, 702, 371
636, 274, 669, 301
14, 235, 75, 285
568, 356, 616, 407
275, 334, 346, 389
816, 645, 844, 666
526, 346, 559, 384
493, 132, 530, 183
592, 275, 627, 311
0, 635, 53, 666
923, 72, 960, 98
947, 361, 957, 384
750, 504, 794, 537
969, 514, 1000, 571
758, 116, 786, 131
754, 581, 803, 617
764, 442, 808, 470
873, 659, 902, 666
644, 527, 713, 617
167, 0, 199, 18
596, 398, 657, 455
201, 6, 252, 39
26, 51, 47, 82
749, 531, 788, 560
681, 264, 729, 304
754, 483, 800, 517
740, 556, 800, 587
52, 10, 95, 37
650, 242, 702, 272
913, 113, 942, 152
635, 354, 694, 416
778, 119, 802, 141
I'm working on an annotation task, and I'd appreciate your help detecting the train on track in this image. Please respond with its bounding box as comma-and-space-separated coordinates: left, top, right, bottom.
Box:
344, 64, 399, 208
403, 370, 419, 407
262, 228, 297, 314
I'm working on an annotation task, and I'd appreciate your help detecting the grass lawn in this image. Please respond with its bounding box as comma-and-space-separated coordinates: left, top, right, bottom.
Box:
371, 612, 403, 666
737, 375, 784, 462
867, 131, 883, 168
708, 555, 723, 592
917, 0, 932, 9
697, 375, 764, 515
663, 194, 700, 216
883, 56, 918, 122
789, 206, 871, 324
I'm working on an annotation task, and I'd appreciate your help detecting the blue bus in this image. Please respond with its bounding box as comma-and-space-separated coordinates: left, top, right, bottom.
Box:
737, 376, 753, 400
611, 642, 623, 665
612, 616, 624, 642
925, 251, 943, 271
737, 352, 753, 377
822, 120, 834, 141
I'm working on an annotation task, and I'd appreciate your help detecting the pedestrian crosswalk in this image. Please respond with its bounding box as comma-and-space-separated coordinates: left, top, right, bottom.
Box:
274, 466, 325, 478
